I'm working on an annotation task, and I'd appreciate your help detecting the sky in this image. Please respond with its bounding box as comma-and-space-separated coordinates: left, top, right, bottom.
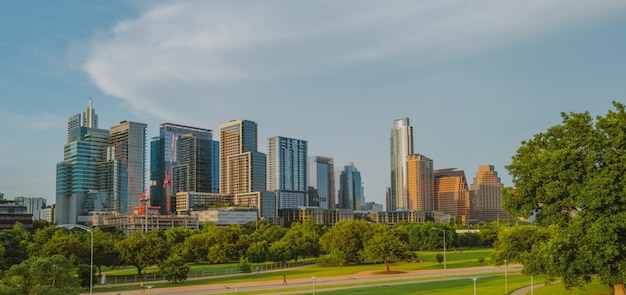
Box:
2, 0, 626, 208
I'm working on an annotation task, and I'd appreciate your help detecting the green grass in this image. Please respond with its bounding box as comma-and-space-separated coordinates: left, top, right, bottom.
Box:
93, 249, 501, 293
529, 279, 611, 295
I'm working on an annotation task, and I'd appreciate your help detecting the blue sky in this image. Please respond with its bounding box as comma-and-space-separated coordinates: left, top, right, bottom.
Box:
2, 0, 626, 208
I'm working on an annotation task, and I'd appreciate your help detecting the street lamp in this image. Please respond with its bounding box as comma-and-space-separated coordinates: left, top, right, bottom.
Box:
472, 277, 477, 295
431, 227, 446, 277
504, 259, 508, 294
58, 224, 93, 295
311, 276, 316, 295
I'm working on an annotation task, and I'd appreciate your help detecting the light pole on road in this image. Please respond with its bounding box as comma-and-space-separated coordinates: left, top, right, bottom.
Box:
504, 259, 508, 294
311, 276, 316, 295
431, 227, 446, 276
472, 277, 477, 295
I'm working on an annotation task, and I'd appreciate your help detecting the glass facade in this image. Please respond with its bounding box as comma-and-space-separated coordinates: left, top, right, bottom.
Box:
308, 156, 335, 209
338, 162, 363, 210
390, 118, 413, 211
267, 136, 308, 209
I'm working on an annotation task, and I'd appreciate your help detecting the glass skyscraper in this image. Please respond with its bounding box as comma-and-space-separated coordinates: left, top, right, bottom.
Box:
308, 156, 335, 209
150, 123, 214, 214
267, 136, 308, 209
109, 121, 147, 214
338, 162, 364, 210
390, 118, 413, 211
56, 99, 109, 224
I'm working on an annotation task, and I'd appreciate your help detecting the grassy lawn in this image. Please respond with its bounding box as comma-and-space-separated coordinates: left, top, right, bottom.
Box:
94, 248, 500, 293
316, 274, 541, 295
529, 279, 611, 295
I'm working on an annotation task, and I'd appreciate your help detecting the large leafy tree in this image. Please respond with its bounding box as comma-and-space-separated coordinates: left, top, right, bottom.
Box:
0, 223, 30, 271
280, 217, 323, 262
504, 102, 626, 294
116, 230, 169, 275
320, 219, 370, 263
360, 223, 412, 272
0, 254, 80, 295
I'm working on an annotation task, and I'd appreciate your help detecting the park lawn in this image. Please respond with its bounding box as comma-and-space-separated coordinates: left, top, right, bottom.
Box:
315, 274, 541, 295
93, 248, 499, 293
529, 279, 611, 295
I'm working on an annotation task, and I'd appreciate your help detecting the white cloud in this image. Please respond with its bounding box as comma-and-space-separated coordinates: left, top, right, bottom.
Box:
83, 0, 626, 122
0, 111, 64, 130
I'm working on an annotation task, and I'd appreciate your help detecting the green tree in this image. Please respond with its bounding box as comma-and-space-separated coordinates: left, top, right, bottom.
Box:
360, 224, 412, 272
159, 254, 189, 283
280, 217, 322, 262
116, 231, 168, 275
246, 241, 268, 263
92, 227, 122, 275
0, 224, 30, 271
238, 256, 252, 274
320, 219, 369, 263
183, 231, 209, 263
268, 240, 293, 263
0, 254, 80, 295
435, 253, 444, 264
504, 102, 626, 294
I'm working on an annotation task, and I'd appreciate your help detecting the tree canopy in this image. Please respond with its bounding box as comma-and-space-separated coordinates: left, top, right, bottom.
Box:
503, 102, 626, 294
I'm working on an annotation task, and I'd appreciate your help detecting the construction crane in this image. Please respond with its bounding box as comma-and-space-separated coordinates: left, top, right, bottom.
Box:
164, 133, 177, 214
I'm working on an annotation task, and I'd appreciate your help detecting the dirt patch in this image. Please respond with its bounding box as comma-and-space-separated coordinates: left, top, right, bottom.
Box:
353, 270, 407, 277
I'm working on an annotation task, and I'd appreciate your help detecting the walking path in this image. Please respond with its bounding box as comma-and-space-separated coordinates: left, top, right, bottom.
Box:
84, 264, 523, 295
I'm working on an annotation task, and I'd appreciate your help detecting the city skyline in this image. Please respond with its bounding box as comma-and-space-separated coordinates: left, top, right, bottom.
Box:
2, 1, 626, 207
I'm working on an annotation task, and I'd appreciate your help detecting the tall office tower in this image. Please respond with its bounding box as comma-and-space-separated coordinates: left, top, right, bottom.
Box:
211, 140, 220, 193
434, 169, 470, 220
267, 136, 308, 209
150, 123, 213, 214
385, 187, 392, 212
219, 120, 266, 195
308, 156, 335, 209
56, 99, 110, 224
390, 118, 413, 211
338, 162, 364, 210
109, 121, 147, 214
407, 154, 435, 210
469, 165, 508, 222
14, 197, 47, 220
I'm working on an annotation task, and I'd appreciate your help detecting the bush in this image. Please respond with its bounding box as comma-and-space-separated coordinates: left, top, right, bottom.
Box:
436, 253, 444, 264
478, 256, 485, 264
238, 257, 252, 274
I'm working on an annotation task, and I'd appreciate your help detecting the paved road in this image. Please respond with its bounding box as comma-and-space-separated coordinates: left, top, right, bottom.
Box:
86, 264, 523, 295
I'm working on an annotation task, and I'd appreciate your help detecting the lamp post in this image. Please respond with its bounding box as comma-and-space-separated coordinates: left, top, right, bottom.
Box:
472, 277, 477, 295
431, 227, 446, 277
58, 224, 93, 295
311, 276, 316, 295
504, 259, 508, 294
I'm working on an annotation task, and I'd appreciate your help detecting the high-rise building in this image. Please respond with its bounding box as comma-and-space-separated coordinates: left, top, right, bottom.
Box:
150, 123, 214, 214
13, 197, 46, 220
109, 121, 147, 214
469, 165, 509, 222
308, 156, 335, 209
338, 162, 364, 210
219, 120, 264, 195
407, 153, 435, 210
267, 137, 308, 209
434, 168, 470, 221
56, 100, 110, 225
390, 118, 413, 211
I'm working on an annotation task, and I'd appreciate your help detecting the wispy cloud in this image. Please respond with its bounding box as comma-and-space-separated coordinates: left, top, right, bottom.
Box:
0, 111, 64, 130
82, 0, 626, 122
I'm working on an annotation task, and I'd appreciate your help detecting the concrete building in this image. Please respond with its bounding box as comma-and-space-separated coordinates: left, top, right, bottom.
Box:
434, 169, 470, 222
103, 212, 199, 236
234, 191, 276, 222
469, 165, 509, 222
390, 118, 413, 211
195, 207, 257, 226
175, 192, 233, 215
267, 136, 308, 209
368, 210, 444, 225
40, 205, 56, 223
219, 120, 264, 194
278, 207, 354, 227
13, 197, 46, 220
407, 153, 435, 210
0, 200, 33, 230
308, 156, 335, 209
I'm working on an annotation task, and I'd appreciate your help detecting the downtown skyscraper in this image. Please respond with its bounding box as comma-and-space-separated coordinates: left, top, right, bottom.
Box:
407, 153, 434, 210
267, 136, 308, 209
150, 123, 216, 214
390, 118, 413, 211
338, 162, 364, 210
308, 156, 335, 209
56, 99, 109, 224
469, 165, 509, 222
219, 120, 266, 195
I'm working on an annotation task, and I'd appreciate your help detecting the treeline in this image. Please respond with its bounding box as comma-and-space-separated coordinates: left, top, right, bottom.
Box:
0, 218, 503, 294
